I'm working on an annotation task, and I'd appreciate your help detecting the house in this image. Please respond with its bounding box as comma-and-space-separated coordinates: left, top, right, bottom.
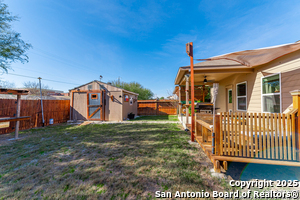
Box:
69, 80, 138, 121
46, 89, 64, 96
174, 41, 300, 171
175, 41, 300, 115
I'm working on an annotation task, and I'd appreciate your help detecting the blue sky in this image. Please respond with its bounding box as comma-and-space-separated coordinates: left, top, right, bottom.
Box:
2, 0, 300, 97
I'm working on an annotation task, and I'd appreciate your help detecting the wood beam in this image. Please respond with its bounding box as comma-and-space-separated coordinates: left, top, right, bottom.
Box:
193, 68, 254, 74
88, 107, 101, 119
212, 156, 300, 167
0, 116, 30, 123
0, 89, 29, 95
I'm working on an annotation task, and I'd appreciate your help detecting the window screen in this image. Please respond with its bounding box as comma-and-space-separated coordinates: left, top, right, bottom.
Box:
262, 74, 280, 113
237, 82, 247, 111
228, 89, 232, 103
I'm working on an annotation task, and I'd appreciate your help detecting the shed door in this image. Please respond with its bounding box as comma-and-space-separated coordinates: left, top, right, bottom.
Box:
87, 91, 104, 120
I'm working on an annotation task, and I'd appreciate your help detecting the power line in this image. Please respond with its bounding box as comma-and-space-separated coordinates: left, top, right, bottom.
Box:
12, 66, 82, 84
7, 73, 81, 85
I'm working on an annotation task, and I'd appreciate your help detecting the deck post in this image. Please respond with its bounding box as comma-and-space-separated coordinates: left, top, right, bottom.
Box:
15, 94, 21, 139
290, 90, 300, 161
213, 160, 221, 173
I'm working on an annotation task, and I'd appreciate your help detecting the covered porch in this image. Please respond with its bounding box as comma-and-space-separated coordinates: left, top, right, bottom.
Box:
174, 42, 300, 171
174, 59, 254, 130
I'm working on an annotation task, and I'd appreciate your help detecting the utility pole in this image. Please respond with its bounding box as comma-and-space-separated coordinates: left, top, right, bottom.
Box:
186, 42, 195, 142
38, 77, 45, 127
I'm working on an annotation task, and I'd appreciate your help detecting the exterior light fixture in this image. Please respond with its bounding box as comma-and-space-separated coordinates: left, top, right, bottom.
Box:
203, 76, 208, 84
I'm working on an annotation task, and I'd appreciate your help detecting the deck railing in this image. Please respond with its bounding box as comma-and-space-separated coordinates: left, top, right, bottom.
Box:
195, 111, 300, 162
219, 112, 299, 161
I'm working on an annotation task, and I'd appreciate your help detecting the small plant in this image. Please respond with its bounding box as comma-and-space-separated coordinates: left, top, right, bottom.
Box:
63, 185, 69, 192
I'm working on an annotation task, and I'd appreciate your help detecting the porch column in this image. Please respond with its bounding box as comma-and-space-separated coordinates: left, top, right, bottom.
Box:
290, 90, 300, 161
185, 74, 190, 127
178, 86, 182, 115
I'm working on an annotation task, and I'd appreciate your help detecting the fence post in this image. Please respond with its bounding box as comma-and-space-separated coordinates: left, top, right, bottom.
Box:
290, 90, 300, 161
14, 94, 21, 139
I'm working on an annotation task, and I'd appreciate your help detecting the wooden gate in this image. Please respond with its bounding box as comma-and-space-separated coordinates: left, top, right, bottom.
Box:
87, 90, 105, 121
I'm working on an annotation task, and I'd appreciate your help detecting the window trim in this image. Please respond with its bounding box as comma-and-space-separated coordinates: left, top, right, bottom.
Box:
236, 81, 247, 111
261, 72, 281, 113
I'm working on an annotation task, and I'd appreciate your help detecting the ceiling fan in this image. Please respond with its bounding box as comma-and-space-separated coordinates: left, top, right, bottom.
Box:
202, 76, 215, 84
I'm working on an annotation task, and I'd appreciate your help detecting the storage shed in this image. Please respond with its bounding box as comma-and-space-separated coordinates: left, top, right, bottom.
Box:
69, 80, 138, 121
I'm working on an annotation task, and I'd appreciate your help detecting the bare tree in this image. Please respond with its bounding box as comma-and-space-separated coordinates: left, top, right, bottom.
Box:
0, 80, 15, 88
23, 81, 50, 96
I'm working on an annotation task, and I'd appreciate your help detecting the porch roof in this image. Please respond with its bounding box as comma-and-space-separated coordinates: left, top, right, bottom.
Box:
175, 42, 300, 85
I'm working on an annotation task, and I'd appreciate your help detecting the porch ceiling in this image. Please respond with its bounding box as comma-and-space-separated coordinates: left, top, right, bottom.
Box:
175, 59, 254, 86
179, 72, 236, 86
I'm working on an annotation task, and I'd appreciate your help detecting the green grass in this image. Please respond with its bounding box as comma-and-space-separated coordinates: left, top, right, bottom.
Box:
130, 115, 178, 121
0, 123, 231, 199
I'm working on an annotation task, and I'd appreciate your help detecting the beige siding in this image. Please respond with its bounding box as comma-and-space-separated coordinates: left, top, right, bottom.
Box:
216, 49, 300, 113
73, 92, 87, 120
105, 91, 123, 121
122, 92, 138, 120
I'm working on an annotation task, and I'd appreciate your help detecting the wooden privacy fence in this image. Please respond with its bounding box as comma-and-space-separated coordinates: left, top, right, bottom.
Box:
0, 99, 70, 134
138, 100, 178, 115
219, 112, 299, 161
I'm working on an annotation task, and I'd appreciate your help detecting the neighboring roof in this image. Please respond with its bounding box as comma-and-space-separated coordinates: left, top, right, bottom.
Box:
21, 88, 64, 93
175, 42, 300, 85
0, 88, 29, 95
70, 80, 139, 96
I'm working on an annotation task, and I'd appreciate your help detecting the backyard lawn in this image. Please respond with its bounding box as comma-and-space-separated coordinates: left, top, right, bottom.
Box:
130, 115, 178, 121
0, 122, 231, 199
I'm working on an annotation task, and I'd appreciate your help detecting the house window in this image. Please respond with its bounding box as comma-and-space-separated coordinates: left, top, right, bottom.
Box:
236, 82, 247, 111
88, 85, 92, 90
262, 74, 280, 113
228, 89, 232, 103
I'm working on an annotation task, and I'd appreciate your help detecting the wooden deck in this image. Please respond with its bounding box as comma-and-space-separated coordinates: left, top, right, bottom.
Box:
194, 112, 300, 172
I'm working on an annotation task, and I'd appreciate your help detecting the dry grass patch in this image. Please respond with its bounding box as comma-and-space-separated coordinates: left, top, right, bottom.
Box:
0, 123, 232, 199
